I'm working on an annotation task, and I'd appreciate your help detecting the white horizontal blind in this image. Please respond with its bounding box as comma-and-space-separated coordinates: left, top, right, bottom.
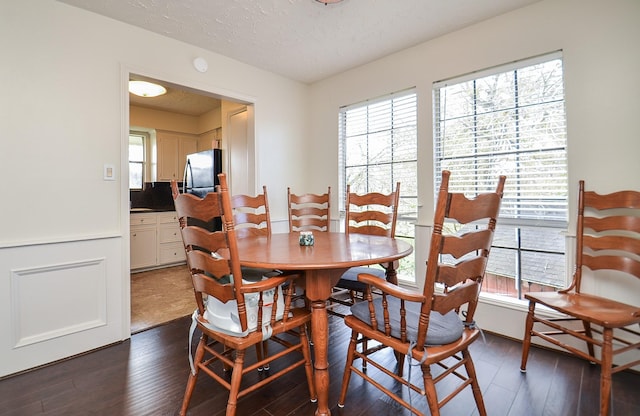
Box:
433, 53, 568, 225
338, 90, 417, 222
338, 90, 418, 282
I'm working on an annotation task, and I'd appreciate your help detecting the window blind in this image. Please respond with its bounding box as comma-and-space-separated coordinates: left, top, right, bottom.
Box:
338, 89, 417, 213
433, 53, 568, 226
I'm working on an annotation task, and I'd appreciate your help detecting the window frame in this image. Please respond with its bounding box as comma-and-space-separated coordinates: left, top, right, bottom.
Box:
338, 89, 418, 283
432, 51, 568, 299
129, 131, 148, 190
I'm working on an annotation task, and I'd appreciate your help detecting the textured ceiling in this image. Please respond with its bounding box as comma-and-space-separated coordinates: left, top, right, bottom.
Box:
128, 74, 221, 116
59, 0, 540, 84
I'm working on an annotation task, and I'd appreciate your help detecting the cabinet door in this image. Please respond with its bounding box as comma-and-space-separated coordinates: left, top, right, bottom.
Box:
158, 223, 181, 244
157, 135, 180, 181
158, 241, 186, 265
130, 226, 157, 269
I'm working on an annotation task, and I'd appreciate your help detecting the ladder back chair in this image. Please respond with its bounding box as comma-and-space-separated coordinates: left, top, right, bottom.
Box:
231, 185, 272, 238
287, 187, 331, 232
329, 182, 400, 315
230, 185, 300, 368
171, 175, 316, 416
230, 186, 282, 279
338, 170, 505, 416
287, 187, 331, 306
520, 180, 640, 416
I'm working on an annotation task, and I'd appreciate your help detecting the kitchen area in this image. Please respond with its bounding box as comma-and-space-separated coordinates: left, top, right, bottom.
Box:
128, 75, 251, 332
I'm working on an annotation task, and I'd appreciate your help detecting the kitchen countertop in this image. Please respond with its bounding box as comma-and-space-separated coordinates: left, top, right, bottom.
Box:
130, 207, 176, 213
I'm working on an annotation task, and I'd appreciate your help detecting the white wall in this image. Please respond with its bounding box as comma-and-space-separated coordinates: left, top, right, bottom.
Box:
308, 0, 640, 339
0, 0, 309, 377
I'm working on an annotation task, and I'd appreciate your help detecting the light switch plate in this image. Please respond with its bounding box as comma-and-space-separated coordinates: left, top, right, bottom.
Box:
104, 164, 115, 181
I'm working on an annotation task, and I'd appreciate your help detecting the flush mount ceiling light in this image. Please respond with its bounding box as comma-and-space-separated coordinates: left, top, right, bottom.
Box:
315, 0, 343, 4
128, 80, 167, 97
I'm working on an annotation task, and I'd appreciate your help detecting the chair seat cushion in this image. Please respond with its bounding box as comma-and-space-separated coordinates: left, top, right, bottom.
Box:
350, 296, 464, 346
337, 266, 386, 291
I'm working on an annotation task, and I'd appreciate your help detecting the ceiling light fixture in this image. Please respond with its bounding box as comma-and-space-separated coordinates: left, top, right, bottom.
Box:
315, 0, 343, 4
128, 80, 167, 97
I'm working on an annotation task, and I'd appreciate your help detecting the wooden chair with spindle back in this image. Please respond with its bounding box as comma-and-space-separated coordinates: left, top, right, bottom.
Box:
520, 180, 640, 416
287, 187, 331, 233
171, 174, 316, 416
328, 182, 400, 316
287, 187, 331, 307
231, 185, 272, 238
338, 170, 505, 416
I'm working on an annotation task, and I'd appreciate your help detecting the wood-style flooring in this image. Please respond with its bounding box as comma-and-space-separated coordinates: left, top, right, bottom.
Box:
130, 265, 193, 334
1, 309, 639, 415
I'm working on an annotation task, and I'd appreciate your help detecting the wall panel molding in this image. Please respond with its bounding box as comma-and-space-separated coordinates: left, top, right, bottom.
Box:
11, 258, 108, 348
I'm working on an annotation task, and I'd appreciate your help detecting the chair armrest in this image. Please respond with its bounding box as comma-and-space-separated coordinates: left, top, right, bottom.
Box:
241, 274, 290, 293
357, 272, 425, 303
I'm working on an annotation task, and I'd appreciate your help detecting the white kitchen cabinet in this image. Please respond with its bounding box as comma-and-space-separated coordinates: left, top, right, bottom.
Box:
157, 212, 186, 265
131, 211, 185, 271
157, 132, 198, 181
130, 213, 157, 270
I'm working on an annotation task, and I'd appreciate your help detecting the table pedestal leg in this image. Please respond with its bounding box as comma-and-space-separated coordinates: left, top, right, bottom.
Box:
311, 299, 331, 416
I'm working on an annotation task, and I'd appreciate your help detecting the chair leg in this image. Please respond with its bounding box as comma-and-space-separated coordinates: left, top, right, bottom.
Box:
226, 349, 246, 416
599, 328, 613, 416
338, 330, 359, 407
421, 363, 440, 416
394, 350, 405, 377
583, 320, 596, 362
463, 349, 487, 416
255, 342, 264, 371
180, 336, 206, 416
262, 341, 270, 371
520, 301, 536, 372
223, 346, 233, 372
362, 337, 368, 372
300, 324, 318, 402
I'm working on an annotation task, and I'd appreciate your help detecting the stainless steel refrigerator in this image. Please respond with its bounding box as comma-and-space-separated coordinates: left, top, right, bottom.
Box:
182, 149, 223, 231
183, 149, 223, 198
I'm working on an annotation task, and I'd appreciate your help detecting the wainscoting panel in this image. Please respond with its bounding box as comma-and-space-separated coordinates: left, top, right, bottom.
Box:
0, 236, 125, 378
11, 258, 107, 348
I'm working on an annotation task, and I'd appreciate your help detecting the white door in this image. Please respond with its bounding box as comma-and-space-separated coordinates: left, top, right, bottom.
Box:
228, 109, 250, 196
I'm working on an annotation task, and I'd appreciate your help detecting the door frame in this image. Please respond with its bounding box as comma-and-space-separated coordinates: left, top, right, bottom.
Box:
121, 65, 257, 336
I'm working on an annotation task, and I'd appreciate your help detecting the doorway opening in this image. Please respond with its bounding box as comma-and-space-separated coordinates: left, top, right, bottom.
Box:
126, 72, 255, 334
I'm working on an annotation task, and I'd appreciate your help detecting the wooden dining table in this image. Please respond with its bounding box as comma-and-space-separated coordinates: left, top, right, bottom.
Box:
236, 231, 413, 416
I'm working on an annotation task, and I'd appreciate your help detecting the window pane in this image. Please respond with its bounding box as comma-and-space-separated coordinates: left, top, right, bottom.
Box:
129, 135, 144, 162
345, 134, 367, 166
369, 131, 392, 164
129, 161, 143, 189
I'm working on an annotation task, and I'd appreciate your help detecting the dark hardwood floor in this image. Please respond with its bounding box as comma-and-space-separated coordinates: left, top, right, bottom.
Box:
1, 311, 639, 416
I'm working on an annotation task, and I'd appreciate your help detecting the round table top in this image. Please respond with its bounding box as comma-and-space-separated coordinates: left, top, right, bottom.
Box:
235, 231, 413, 271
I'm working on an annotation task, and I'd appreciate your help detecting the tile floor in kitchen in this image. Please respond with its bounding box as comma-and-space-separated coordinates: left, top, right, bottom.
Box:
130, 264, 194, 334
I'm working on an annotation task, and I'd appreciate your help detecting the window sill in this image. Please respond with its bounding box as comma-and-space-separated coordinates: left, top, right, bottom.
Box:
479, 291, 566, 319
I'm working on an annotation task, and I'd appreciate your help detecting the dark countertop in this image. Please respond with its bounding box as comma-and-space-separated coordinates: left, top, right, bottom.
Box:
130, 206, 176, 213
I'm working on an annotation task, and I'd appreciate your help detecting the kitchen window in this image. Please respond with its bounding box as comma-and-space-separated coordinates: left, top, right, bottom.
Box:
338, 89, 418, 283
129, 132, 146, 189
433, 51, 568, 300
